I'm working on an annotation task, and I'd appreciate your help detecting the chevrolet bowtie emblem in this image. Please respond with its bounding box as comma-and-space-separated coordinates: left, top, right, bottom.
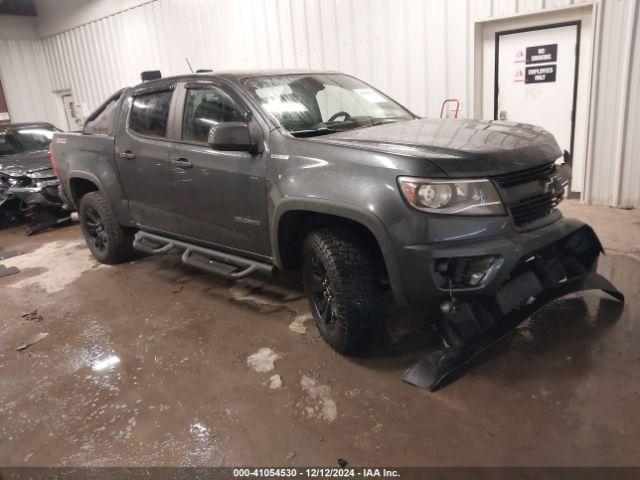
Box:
544, 175, 561, 194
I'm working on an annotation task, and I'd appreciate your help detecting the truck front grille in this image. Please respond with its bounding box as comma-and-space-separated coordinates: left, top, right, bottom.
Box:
508, 191, 563, 226
493, 161, 565, 227
493, 163, 556, 188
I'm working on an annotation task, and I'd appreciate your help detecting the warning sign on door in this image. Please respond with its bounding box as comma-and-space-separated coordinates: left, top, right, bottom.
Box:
513, 67, 525, 82
525, 65, 557, 83
526, 44, 558, 64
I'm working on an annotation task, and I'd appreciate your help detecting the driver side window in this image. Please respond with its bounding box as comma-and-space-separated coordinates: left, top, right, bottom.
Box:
182, 87, 245, 143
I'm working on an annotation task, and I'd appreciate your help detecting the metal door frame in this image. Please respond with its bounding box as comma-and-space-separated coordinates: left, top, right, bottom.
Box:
494, 20, 581, 156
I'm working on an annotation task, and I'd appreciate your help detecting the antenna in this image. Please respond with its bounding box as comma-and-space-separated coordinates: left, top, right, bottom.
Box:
185, 57, 194, 74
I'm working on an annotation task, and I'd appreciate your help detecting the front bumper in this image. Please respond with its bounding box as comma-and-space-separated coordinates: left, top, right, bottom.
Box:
9, 180, 64, 209
400, 221, 624, 391
0, 178, 71, 234
396, 216, 596, 305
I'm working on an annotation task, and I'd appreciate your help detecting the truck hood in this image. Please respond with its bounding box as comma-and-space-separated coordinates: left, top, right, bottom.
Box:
313, 118, 562, 177
0, 150, 55, 179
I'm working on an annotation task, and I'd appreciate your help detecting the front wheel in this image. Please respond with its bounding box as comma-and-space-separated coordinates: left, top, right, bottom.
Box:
79, 192, 134, 264
302, 228, 385, 354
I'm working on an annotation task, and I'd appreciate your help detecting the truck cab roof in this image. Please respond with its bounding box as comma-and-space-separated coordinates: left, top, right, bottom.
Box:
132, 69, 343, 90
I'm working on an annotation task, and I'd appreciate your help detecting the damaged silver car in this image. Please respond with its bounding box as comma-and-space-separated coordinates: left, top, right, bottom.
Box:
0, 122, 70, 234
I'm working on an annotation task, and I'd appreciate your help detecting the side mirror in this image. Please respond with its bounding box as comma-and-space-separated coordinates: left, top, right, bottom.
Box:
208, 122, 263, 154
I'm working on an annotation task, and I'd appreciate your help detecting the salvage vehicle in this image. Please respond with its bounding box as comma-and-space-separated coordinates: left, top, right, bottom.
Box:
51, 70, 623, 390
0, 122, 69, 234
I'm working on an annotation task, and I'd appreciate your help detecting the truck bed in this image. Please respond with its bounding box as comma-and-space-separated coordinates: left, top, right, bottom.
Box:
52, 132, 131, 224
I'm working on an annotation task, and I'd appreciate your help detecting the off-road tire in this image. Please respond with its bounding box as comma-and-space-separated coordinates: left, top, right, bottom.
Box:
302, 227, 385, 353
79, 192, 134, 264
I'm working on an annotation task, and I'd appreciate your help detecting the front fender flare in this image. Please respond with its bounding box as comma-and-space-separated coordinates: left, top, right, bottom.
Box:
272, 197, 408, 305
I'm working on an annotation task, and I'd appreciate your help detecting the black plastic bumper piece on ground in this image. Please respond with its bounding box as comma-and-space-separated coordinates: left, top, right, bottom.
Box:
402, 271, 624, 392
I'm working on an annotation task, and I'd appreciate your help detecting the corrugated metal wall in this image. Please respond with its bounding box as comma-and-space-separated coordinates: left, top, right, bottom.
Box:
38, 0, 472, 118
0, 39, 59, 124
0, 0, 637, 206
621, 1, 640, 208
27, 0, 595, 118
586, 0, 639, 207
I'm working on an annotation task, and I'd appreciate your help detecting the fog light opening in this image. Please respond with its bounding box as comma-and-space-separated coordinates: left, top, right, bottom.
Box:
434, 255, 501, 289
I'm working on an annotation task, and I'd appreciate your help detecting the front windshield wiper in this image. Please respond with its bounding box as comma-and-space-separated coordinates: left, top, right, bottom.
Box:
290, 127, 337, 138
290, 117, 408, 137
370, 117, 406, 126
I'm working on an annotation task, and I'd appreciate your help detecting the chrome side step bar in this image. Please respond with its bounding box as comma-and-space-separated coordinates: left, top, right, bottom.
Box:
133, 231, 273, 280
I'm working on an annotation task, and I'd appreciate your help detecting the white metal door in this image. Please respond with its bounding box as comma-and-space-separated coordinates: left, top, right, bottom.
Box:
61, 93, 84, 131
495, 23, 579, 155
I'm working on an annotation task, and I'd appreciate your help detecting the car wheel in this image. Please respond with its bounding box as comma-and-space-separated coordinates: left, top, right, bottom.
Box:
79, 191, 133, 264
302, 227, 385, 353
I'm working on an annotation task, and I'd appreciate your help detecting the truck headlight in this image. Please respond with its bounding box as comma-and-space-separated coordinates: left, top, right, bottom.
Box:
398, 177, 505, 215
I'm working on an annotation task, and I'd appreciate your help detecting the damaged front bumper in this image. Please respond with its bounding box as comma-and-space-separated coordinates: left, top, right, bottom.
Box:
6, 180, 62, 207
403, 222, 624, 391
0, 171, 70, 234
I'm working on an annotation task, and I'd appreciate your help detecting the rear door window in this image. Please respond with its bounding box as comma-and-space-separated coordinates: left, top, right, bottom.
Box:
128, 90, 173, 138
182, 87, 245, 143
84, 93, 121, 135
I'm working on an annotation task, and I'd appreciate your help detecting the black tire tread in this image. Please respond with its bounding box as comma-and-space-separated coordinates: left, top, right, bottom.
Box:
79, 192, 133, 264
302, 227, 385, 353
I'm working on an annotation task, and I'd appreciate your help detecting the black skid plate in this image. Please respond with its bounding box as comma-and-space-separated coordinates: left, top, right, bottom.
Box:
403, 271, 624, 392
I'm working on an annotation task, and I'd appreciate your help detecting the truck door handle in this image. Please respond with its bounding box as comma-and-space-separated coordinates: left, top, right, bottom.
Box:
120, 151, 136, 160
171, 158, 193, 168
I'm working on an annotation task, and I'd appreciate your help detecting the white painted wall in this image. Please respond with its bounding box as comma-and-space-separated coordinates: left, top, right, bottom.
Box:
37, 0, 472, 119
34, 0, 154, 37
0, 0, 637, 206
586, 0, 639, 208
621, 2, 640, 208
0, 38, 60, 126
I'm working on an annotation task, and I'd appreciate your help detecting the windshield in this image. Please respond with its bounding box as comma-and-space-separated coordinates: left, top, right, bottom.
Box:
0, 126, 59, 156
245, 74, 414, 137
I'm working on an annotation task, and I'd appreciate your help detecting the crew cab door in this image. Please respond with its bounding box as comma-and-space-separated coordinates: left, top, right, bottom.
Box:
168, 81, 270, 256
115, 84, 178, 232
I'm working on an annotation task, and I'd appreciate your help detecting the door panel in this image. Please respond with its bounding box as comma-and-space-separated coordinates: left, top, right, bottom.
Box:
115, 90, 178, 232
170, 144, 269, 255
170, 84, 269, 256
496, 23, 579, 154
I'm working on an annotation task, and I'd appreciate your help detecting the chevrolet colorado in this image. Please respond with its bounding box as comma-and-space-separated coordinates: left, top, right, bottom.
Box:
51, 70, 623, 389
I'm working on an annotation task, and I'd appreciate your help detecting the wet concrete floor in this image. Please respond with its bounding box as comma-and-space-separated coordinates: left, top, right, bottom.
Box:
0, 201, 639, 466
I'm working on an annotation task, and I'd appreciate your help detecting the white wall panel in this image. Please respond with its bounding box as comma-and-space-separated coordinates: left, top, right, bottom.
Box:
28, 0, 471, 118
28, 0, 605, 119
586, 0, 639, 207
0, 39, 59, 125
619, 0, 640, 208
0, 0, 638, 206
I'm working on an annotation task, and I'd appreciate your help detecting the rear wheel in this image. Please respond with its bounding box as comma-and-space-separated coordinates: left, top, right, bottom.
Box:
79, 192, 133, 264
302, 227, 385, 353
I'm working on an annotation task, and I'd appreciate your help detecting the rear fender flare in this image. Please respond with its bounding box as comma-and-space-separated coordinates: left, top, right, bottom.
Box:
67, 170, 107, 207
272, 198, 407, 305
67, 170, 134, 226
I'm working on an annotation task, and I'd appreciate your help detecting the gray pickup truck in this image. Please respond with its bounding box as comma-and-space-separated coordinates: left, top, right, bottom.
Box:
51, 70, 623, 389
